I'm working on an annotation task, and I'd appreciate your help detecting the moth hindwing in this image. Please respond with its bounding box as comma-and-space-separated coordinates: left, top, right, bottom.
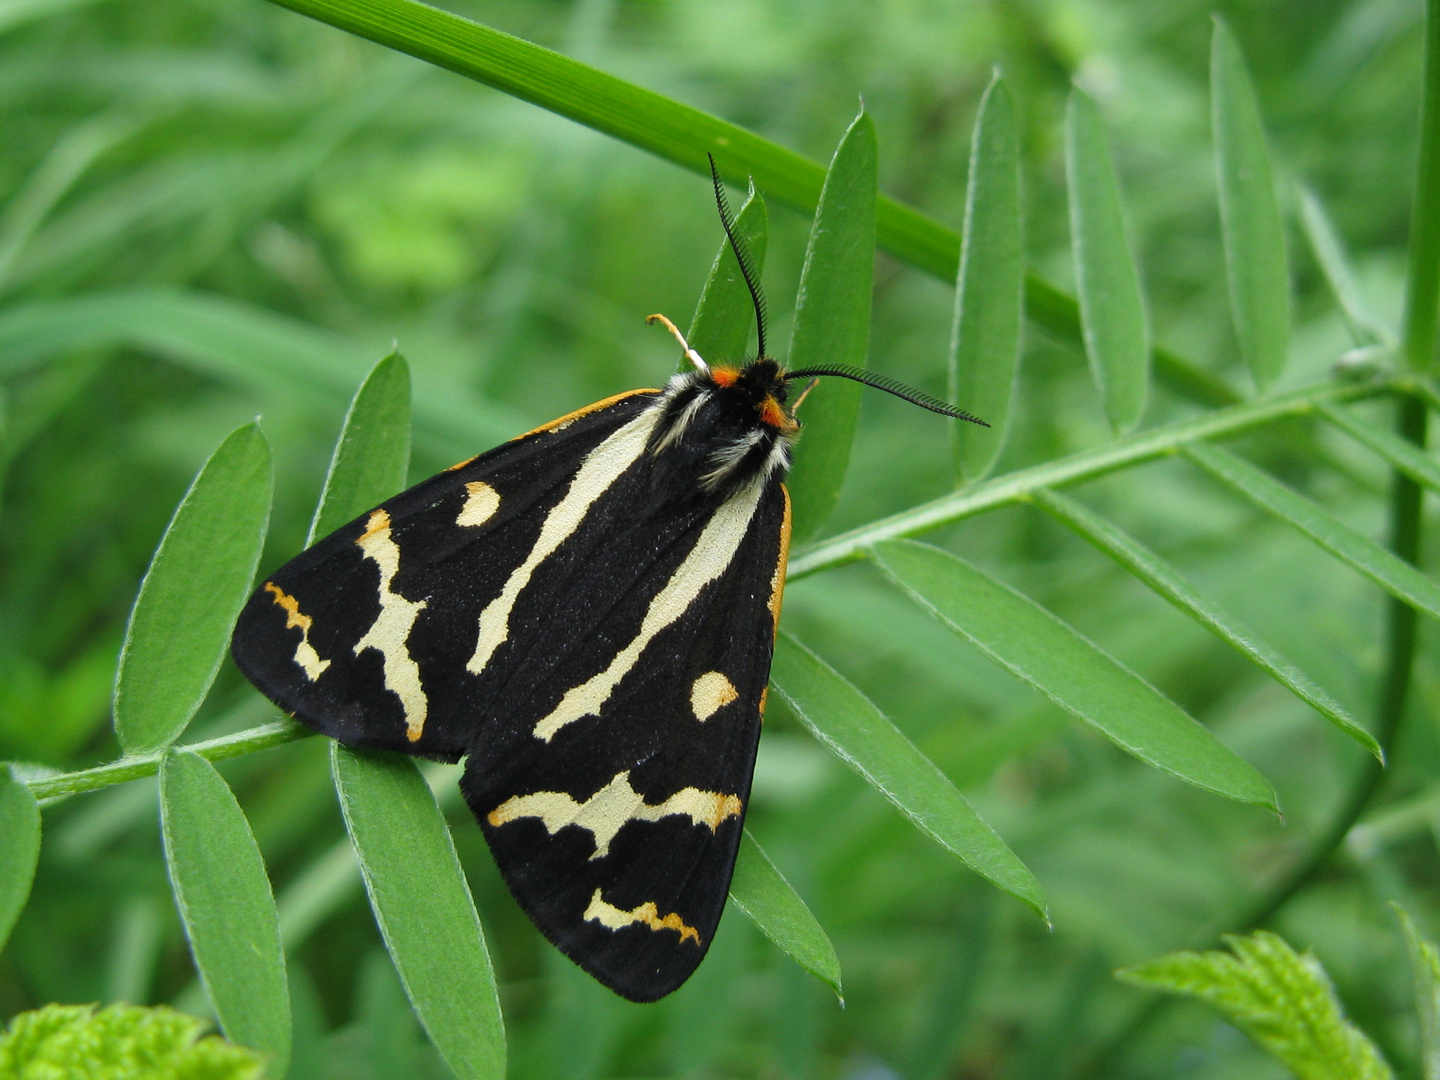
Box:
232, 383, 794, 1001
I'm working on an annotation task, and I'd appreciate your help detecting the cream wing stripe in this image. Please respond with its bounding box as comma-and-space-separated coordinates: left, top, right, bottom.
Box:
466, 406, 661, 676
353, 511, 429, 741
583, 890, 701, 945
487, 770, 742, 859
533, 479, 766, 742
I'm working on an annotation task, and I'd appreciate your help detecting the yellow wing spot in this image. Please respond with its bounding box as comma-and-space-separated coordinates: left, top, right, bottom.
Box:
690, 671, 738, 722
264, 582, 330, 681
583, 889, 701, 946
486, 770, 742, 859
456, 481, 500, 528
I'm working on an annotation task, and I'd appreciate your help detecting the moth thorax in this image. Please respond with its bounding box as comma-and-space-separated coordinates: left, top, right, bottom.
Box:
648, 373, 793, 501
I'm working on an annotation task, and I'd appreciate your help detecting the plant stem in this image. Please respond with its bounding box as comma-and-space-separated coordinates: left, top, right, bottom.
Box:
1403, 0, 1440, 372
1068, 392, 1428, 1079
787, 376, 1393, 579
24, 720, 310, 802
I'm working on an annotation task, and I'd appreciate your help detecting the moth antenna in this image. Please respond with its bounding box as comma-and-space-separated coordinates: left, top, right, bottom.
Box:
707, 153, 768, 361
783, 364, 990, 426
646, 313, 709, 373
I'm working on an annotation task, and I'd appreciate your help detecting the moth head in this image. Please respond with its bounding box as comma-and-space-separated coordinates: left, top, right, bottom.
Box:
704, 154, 989, 431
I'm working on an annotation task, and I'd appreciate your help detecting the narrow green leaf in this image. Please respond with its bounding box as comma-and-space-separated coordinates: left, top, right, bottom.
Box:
1183, 440, 1440, 621
872, 539, 1277, 809
1118, 930, 1393, 1080
1319, 401, 1440, 494
1393, 904, 1440, 1080
331, 745, 505, 1080
1401, 0, 1440, 372
159, 750, 290, 1078
308, 352, 412, 544
0, 766, 41, 953
785, 110, 877, 542
254, 0, 1232, 411
686, 184, 768, 367
769, 633, 1046, 919
951, 73, 1023, 481
728, 829, 841, 999
1298, 186, 1391, 346
114, 425, 273, 755
1065, 88, 1149, 433
1031, 487, 1379, 759
1212, 17, 1290, 389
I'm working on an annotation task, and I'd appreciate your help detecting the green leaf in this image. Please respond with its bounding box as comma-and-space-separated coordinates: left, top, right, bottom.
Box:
1065, 87, 1149, 433
1030, 487, 1379, 759
1318, 401, 1440, 494
1118, 930, 1393, 1080
728, 829, 841, 999
1212, 17, 1290, 389
309, 352, 412, 544
0, 289, 522, 454
331, 745, 505, 1080
769, 632, 1047, 919
785, 110, 877, 542
159, 750, 290, 1077
872, 539, 1277, 809
1393, 904, 1440, 1080
0, 1003, 266, 1080
1183, 440, 1440, 621
252, 0, 1234, 411
686, 184, 768, 367
0, 765, 41, 953
1297, 186, 1390, 346
951, 73, 1023, 481
114, 424, 273, 755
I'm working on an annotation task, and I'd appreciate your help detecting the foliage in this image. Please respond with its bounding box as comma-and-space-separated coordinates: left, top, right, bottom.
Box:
1119, 929, 1393, 1080
0, 1002, 264, 1080
1, 0, 1439, 1077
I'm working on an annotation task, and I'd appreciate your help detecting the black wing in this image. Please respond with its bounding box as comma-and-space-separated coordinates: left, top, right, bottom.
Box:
231, 388, 791, 1001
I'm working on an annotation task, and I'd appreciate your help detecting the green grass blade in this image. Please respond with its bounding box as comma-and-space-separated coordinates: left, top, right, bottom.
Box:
1394, 904, 1440, 1080
1183, 439, 1440, 621
258, 0, 1231, 410
1212, 17, 1290, 389
1298, 186, 1391, 346
951, 73, 1023, 481
728, 829, 841, 1000
159, 750, 290, 1078
769, 632, 1047, 920
114, 425, 273, 755
785, 110, 877, 541
1030, 487, 1379, 759
1318, 401, 1440, 493
308, 352, 412, 544
0, 289, 522, 451
1065, 88, 1150, 433
1402, 0, 1440, 372
331, 745, 505, 1080
872, 539, 1277, 810
0, 766, 41, 953
686, 185, 767, 367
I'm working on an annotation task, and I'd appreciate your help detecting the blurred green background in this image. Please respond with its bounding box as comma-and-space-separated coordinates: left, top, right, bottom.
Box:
1, 0, 1436, 1077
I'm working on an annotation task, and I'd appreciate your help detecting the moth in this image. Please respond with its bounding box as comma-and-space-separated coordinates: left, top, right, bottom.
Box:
231, 158, 985, 1001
